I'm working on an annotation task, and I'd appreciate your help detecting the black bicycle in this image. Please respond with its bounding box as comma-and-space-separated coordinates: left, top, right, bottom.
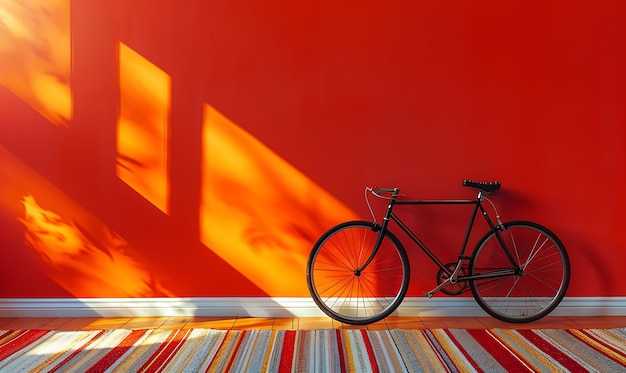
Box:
306, 180, 570, 325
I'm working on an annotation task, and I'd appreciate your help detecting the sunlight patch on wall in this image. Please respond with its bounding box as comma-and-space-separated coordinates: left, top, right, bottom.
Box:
18, 195, 170, 297
0, 0, 72, 127
117, 42, 171, 215
0, 145, 172, 297
200, 104, 359, 296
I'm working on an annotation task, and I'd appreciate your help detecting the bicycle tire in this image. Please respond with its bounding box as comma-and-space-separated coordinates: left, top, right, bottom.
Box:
469, 221, 570, 323
306, 221, 410, 325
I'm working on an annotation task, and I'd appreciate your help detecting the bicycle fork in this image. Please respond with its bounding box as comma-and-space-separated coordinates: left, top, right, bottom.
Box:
355, 188, 399, 276
355, 219, 391, 276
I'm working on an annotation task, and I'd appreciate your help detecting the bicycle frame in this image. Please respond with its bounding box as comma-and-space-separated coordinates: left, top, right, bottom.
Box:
360, 188, 521, 297
307, 184, 569, 324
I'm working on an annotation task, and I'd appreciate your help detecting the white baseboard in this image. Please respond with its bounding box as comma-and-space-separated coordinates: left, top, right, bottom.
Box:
0, 297, 625, 318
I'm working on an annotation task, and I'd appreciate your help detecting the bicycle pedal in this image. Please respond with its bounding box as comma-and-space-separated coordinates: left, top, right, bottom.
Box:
423, 291, 433, 299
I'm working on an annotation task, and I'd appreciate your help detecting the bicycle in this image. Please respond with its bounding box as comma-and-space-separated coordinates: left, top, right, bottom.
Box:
306, 180, 570, 325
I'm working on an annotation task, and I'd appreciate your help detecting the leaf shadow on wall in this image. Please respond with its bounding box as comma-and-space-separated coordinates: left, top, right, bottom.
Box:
200, 105, 359, 297
0, 0, 362, 301
0, 146, 173, 298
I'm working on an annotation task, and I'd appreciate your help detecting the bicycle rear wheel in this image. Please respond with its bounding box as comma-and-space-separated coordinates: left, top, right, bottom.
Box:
306, 221, 410, 325
469, 221, 570, 323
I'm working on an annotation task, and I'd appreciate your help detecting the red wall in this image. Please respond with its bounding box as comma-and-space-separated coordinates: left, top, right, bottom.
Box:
1, 0, 625, 298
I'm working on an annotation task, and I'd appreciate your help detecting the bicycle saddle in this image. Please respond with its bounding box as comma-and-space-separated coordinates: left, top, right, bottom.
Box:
462, 180, 501, 194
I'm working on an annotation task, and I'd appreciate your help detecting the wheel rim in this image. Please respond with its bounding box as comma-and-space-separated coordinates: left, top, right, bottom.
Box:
470, 223, 569, 322
308, 223, 408, 324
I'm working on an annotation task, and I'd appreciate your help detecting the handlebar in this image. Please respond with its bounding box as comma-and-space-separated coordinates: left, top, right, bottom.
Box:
369, 187, 399, 197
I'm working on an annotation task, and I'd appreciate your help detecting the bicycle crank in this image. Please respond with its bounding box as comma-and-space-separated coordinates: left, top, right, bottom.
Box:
436, 263, 468, 295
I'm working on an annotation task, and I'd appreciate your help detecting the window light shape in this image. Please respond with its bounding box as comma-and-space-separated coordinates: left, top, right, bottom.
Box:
116, 42, 171, 215
18, 194, 170, 297
0, 0, 72, 126
200, 104, 358, 296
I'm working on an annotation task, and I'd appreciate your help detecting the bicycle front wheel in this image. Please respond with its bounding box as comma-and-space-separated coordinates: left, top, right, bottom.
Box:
306, 221, 410, 325
469, 221, 570, 323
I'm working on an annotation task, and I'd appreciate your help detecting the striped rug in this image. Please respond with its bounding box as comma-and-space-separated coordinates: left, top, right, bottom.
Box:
1, 328, 625, 372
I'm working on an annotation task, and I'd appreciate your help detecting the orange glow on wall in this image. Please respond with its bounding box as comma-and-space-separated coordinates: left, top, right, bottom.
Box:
200, 104, 359, 296
1, 1, 625, 300
0, 145, 172, 298
0, 0, 71, 126
18, 194, 171, 297
116, 42, 171, 215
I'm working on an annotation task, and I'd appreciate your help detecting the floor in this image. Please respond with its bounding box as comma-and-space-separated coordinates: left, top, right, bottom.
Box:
1, 316, 625, 331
